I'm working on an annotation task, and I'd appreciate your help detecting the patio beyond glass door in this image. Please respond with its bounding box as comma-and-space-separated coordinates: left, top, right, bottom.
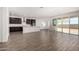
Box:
56, 19, 62, 32
62, 18, 69, 33
70, 17, 79, 35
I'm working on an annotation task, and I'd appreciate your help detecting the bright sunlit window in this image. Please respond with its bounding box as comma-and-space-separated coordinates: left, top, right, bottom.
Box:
56, 19, 62, 32
63, 18, 69, 33
53, 17, 79, 35
70, 17, 78, 35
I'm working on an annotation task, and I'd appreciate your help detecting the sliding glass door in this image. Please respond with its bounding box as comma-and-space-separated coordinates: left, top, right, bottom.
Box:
53, 16, 79, 35
62, 18, 69, 33
56, 18, 62, 32
70, 17, 79, 35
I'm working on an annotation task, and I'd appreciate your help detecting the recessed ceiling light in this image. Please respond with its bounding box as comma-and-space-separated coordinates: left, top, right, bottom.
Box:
40, 7, 44, 8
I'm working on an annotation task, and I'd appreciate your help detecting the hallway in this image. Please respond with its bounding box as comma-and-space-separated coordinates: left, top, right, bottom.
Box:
0, 30, 79, 51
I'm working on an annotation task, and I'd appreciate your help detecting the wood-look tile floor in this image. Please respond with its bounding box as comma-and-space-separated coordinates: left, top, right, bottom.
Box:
0, 30, 79, 51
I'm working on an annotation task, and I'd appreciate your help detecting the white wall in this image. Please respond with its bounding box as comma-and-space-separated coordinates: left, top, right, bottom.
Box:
22, 17, 51, 29
36, 18, 51, 29
0, 8, 2, 42
0, 7, 9, 42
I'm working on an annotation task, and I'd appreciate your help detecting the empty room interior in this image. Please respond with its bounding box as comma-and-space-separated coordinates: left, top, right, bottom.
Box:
0, 7, 79, 51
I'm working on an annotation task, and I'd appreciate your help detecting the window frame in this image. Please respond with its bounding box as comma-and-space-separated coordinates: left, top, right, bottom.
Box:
53, 16, 79, 36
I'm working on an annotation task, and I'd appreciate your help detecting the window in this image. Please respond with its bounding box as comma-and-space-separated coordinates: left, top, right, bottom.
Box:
63, 28, 69, 33
63, 18, 69, 33
56, 28, 62, 32
53, 19, 57, 26
57, 19, 62, 25
26, 19, 36, 26
53, 16, 79, 35
70, 17, 78, 24
56, 19, 62, 32
63, 18, 69, 24
70, 17, 78, 35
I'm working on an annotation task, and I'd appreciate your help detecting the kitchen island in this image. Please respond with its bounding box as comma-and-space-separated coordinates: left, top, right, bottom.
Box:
23, 26, 40, 33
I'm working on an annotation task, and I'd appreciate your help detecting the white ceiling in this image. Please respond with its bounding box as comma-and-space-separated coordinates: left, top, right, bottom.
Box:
9, 7, 79, 18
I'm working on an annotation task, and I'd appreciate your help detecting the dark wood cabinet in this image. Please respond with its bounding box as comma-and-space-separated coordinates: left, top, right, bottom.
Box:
9, 17, 22, 24
10, 27, 23, 32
